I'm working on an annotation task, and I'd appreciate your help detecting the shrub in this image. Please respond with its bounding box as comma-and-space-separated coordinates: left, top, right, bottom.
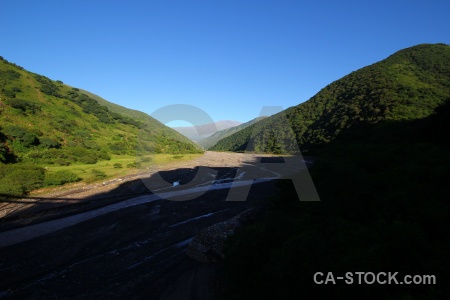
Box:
85, 169, 107, 183
79, 155, 97, 164
97, 151, 111, 161
0, 69, 21, 80
83, 140, 100, 150
10, 168, 45, 191
44, 170, 80, 186
126, 162, 142, 168
2, 89, 16, 98
0, 163, 45, 197
113, 163, 122, 168
54, 158, 71, 166
3, 126, 39, 149
0, 176, 26, 197
7, 98, 42, 113
0, 133, 16, 163
109, 143, 127, 155
91, 169, 106, 178
35, 74, 61, 97
39, 137, 60, 149
42, 148, 67, 160
50, 118, 77, 133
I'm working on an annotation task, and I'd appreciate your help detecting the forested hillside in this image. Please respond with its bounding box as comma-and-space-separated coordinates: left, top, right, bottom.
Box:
0, 56, 201, 196
224, 45, 450, 299
211, 43, 450, 154
225, 96, 450, 299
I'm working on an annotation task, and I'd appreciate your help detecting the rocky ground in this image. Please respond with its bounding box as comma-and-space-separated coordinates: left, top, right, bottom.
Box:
0, 151, 309, 299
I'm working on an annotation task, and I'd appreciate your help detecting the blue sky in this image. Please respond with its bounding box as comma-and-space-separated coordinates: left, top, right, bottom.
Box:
1, 0, 449, 127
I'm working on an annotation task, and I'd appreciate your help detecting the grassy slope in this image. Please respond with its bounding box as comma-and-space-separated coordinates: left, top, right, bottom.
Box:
0, 58, 201, 157
0, 56, 202, 195
211, 43, 450, 154
79, 89, 196, 146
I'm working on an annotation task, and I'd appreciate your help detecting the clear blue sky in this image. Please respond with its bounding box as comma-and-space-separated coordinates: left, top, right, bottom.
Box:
1, 0, 449, 127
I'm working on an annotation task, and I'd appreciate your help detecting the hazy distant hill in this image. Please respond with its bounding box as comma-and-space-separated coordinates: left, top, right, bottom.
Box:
211, 43, 450, 154
173, 120, 242, 142
198, 117, 267, 149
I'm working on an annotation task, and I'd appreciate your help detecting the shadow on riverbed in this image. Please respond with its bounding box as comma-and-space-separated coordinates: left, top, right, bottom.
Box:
0, 157, 304, 299
0, 156, 302, 231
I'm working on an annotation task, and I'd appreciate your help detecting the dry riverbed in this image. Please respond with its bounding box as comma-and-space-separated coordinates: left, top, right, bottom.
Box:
0, 151, 294, 224
0, 151, 310, 299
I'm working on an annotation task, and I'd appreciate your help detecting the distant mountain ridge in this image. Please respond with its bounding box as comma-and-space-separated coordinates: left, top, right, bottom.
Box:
211, 43, 450, 154
172, 120, 242, 142
198, 117, 267, 149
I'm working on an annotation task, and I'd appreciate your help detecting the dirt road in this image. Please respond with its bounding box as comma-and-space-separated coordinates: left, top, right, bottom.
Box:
0, 151, 312, 299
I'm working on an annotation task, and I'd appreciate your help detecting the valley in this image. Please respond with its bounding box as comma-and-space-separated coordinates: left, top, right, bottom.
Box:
0, 43, 449, 299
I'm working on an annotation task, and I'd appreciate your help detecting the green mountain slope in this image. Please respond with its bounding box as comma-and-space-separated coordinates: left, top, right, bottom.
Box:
211, 43, 450, 154
225, 97, 450, 300
79, 89, 196, 146
0, 56, 201, 195
198, 117, 267, 149
224, 45, 450, 299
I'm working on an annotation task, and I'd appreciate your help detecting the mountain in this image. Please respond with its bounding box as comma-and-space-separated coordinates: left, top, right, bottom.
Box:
211, 43, 450, 154
223, 45, 450, 299
225, 96, 450, 300
172, 120, 242, 142
0, 56, 201, 195
79, 89, 195, 146
198, 117, 267, 149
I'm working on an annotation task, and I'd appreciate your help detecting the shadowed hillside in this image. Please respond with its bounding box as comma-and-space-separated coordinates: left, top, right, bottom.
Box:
211, 43, 450, 154
224, 96, 450, 299
222, 43, 450, 299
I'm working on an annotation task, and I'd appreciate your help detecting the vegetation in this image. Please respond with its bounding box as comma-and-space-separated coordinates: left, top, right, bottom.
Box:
223, 44, 450, 298
44, 170, 80, 186
224, 98, 450, 299
211, 44, 450, 154
0, 163, 45, 197
0, 55, 202, 197
79, 89, 196, 147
